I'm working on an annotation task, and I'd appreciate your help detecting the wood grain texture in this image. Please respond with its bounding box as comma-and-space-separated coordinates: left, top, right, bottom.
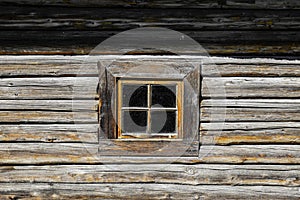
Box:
0, 7, 299, 31
0, 77, 98, 99
201, 100, 300, 144
2, 44, 300, 56
0, 124, 98, 143
202, 77, 300, 98
1, 0, 300, 9
201, 122, 300, 145
0, 111, 97, 123
202, 64, 300, 77
202, 99, 300, 108
0, 164, 299, 186
201, 107, 300, 122
0, 100, 97, 111
0, 183, 299, 200
2, 56, 300, 77
1, 143, 299, 164
1, 30, 299, 55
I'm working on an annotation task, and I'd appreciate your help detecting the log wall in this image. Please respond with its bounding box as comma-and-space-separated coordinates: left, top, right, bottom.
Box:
0, 1, 299, 199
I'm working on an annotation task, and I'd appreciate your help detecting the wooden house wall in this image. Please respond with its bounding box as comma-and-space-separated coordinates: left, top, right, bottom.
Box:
0, 1, 299, 199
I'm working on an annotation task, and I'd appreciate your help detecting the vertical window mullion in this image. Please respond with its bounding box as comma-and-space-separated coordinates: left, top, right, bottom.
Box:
147, 84, 151, 134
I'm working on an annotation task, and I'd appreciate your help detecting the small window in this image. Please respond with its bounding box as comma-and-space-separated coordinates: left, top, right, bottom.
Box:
98, 58, 200, 156
117, 79, 183, 140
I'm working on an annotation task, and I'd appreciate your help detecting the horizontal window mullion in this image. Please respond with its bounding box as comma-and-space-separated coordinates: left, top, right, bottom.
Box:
150, 108, 177, 111
121, 107, 149, 110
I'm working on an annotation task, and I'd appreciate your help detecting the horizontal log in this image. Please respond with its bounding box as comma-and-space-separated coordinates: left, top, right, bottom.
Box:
1, 0, 300, 9
202, 77, 300, 98
1, 30, 299, 55
202, 99, 300, 108
0, 111, 97, 123
0, 124, 98, 143
201, 107, 300, 122
2, 30, 299, 43
203, 121, 300, 130
2, 43, 300, 56
0, 100, 97, 111
0, 143, 299, 164
0, 7, 299, 31
0, 183, 299, 199
1, 55, 299, 65
0, 63, 95, 77
0, 77, 98, 99
201, 122, 300, 145
0, 164, 299, 186
1, 56, 300, 77
201, 99, 300, 123
202, 64, 300, 77
201, 128, 300, 145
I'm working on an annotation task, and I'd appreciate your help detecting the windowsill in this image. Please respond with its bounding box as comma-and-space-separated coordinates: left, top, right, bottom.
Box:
110, 138, 184, 142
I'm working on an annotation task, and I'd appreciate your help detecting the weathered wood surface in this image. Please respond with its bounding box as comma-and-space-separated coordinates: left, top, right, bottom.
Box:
1, 143, 299, 164
1, 30, 299, 55
203, 64, 300, 77
202, 99, 300, 108
0, 164, 299, 186
201, 100, 300, 144
0, 183, 299, 200
98, 140, 199, 157
0, 111, 97, 123
1, 121, 298, 145
0, 124, 98, 143
202, 107, 300, 122
1, 55, 299, 65
201, 122, 300, 145
0, 77, 98, 99
202, 77, 300, 98
1, 56, 300, 77
1, 0, 300, 9
0, 100, 97, 111
1, 7, 300, 31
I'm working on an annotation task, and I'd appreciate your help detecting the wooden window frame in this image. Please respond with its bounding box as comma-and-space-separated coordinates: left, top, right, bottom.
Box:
117, 79, 183, 140
98, 57, 200, 156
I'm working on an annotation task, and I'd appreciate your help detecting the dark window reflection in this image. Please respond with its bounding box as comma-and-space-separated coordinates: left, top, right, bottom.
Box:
122, 84, 147, 107
152, 85, 176, 108
122, 111, 147, 133
151, 111, 176, 133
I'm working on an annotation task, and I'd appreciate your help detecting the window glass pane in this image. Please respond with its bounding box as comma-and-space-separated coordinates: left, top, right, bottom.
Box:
122, 84, 147, 107
151, 85, 176, 108
151, 111, 176, 133
122, 111, 147, 133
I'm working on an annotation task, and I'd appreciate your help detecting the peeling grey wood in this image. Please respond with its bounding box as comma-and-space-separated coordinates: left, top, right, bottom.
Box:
0, 164, 299, 186
1, 143, 299, 164
0, 183, 299, 200
0, 124, 98, 143
202, 77, 300, 98
0, 77, 98, 99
